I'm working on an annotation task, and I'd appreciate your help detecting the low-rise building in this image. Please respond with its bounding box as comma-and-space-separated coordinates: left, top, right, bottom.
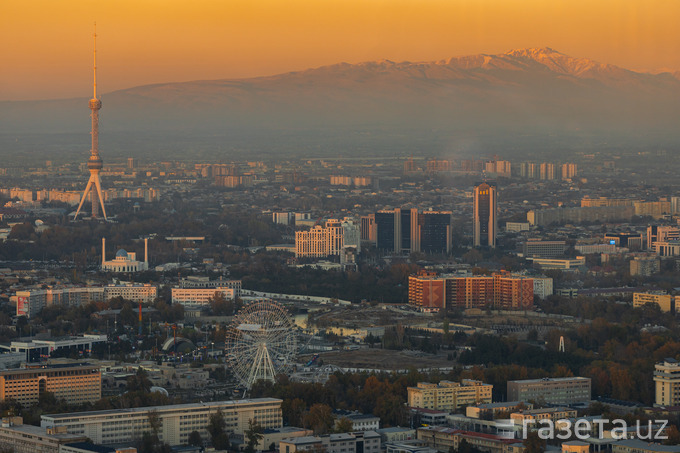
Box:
171, 287, 236, 307
509, 407, 577, 425
0, 417, 88, 453
279, 431, 380, 453
0, 363, 101, 406
507, 377, 591, 405
41, 398, 283, 447
416, 427, 516, 453
407, 380, 493, 411
465, 402, 533, 420
633, 292, 673, 313
333, 411, 380, 432
612, 439, 680, 453
630, 257, 661, 276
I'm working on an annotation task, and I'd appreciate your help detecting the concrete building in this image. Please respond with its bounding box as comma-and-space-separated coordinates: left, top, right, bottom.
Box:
539, 163, 555, 180
333, 412, 380, 432
522, 240, 566, 258
0, 417, 88, 453
171, 287, 236, 307
612, 439, 680, 453
101, 238, 148, 273
16, 285, 157, 318
633, 292, 673, 313
630, 257, 661, 276
635, 201, 671, 219
279, 431, 380, 453
507, 377, 591, 405
179, 277, 242, 294
581, 197, 637, 208
0, 364, 100, 406
575, 243, 618, 254
509, 407, 578, 425
528, 206, 634, 226
1, 335, 108, 363
407, 380, 493, 411
360, 214, 377, 244
465, 402, 533, 420
416, 427, 517, 453
295, 219, 353, 258
532, 277, 554, 299
61, 442, 137, 453
647, 225, 680, 250
528, 257, 586, 270
473, 182, 497, 248
561, 163, 578, 180
654, 358, 680, 407
505, 222, 530, 233
41, 398, 282, 447
375, 209, 451, 254
605, 232, 644, 250
654, 241, 680, 257
103, 284, 157, 303
408, 272, 533, 311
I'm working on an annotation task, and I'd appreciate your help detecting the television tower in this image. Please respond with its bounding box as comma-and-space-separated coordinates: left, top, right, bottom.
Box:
74, 24, 108, 221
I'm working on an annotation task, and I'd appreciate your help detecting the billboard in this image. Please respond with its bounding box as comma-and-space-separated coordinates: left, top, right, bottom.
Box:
17, 296, 28, 317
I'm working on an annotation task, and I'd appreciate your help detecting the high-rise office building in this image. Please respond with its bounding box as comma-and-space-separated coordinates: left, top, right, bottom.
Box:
473, 182, 497, 248
561, 163, 578, 180
375, 209, 451, 254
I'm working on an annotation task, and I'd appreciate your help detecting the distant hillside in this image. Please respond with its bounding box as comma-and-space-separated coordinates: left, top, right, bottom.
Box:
2, 48, 679, 158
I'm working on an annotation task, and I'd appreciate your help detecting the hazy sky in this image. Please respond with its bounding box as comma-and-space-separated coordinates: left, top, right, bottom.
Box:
2, 0, 680, 101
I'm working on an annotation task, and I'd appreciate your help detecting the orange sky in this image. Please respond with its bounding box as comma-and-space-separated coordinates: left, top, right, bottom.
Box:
2, 0, 680, 101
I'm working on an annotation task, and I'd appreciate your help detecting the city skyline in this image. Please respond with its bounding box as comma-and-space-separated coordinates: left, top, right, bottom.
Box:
2, 0, 680, 101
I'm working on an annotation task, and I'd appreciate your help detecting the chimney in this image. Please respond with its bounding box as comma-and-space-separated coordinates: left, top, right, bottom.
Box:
102, 237, 106, 267
144, 237, 148, 269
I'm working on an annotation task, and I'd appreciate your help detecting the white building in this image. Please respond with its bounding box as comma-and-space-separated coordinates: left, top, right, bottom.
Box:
532, 277, 553, 299
101, 238, 149, 272
171, 287, 236, 307
104, 284, 157, 303
179, 276, 242, 296
40, 398, 282, 447
16, 284, 158, 318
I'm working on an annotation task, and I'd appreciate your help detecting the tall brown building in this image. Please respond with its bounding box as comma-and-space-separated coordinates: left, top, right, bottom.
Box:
408, 272, 533, 311
473, 182, 497, 248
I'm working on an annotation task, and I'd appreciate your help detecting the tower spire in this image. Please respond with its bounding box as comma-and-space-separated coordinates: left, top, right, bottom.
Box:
93, 23, 97, 99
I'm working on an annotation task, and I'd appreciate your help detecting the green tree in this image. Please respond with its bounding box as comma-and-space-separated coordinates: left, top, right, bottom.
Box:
188, 430, 203, 447
523, 431, 546, 453
207, 409, 230, 450
303, 403, 335, 435
245, 419, 264, 453
334, 417, 353, 433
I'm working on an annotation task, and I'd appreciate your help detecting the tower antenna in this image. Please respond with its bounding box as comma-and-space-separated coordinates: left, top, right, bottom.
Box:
93, 22, 97, 99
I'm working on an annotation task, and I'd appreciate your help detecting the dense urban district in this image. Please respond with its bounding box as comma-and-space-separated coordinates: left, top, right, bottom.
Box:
2, 151, 680, 453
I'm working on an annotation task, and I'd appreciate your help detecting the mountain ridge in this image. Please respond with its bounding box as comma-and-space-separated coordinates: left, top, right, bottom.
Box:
1, 47, 679, 153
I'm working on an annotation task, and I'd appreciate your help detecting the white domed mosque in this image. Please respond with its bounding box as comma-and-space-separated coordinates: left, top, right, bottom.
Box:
101, 237, 149, 272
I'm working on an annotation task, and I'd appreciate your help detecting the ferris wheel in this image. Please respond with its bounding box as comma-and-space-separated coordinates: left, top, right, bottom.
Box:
225, 299, 298, 389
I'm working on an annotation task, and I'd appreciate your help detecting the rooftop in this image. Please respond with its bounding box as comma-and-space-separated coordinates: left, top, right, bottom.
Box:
43, 398, 282, 420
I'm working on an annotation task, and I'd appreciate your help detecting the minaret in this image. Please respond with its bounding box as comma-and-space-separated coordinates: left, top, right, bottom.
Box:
144, 238, 148, 269
102, 237, 106, 267
74, 24, 108, 221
